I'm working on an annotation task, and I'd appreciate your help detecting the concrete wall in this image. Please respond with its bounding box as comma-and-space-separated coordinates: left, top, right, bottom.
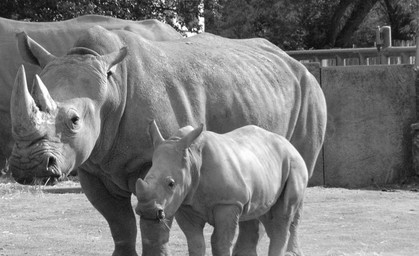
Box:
305, 63, 417, 187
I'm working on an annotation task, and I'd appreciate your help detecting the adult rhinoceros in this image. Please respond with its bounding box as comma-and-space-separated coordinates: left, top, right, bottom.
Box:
10, 25, 326, 256
0, 15, 182, 171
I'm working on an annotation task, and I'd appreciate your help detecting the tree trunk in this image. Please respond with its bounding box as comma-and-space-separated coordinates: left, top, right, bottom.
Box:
326, 0, 355, 48
334, 0, 380, 47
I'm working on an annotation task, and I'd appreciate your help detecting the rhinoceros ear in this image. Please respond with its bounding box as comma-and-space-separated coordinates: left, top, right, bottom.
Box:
179, 124, 204, 149
16, 32, 56, 68
101, 46, 128, 74
149, 120, 165, 149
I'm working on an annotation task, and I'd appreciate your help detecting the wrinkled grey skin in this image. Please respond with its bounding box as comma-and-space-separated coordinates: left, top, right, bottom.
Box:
0, 15, 181, 171
10, 26, 326, 255
136, 122, 309, 256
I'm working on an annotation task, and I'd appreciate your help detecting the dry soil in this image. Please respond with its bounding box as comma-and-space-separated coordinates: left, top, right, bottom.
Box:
0, 184, 418, 256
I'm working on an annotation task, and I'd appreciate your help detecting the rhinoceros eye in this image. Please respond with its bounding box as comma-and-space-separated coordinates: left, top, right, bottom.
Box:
66, 109, 81, 131
71, 116, 79, 125
166, 177, 176, 190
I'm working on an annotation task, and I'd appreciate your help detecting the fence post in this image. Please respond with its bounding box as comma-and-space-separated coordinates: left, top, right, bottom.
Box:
381, 26, 392, 48
415, 35, 419, 70
414, 34, 419, 176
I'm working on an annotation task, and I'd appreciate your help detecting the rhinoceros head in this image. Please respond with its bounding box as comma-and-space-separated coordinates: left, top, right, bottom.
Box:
135, 121, 203, 220
9, 32, 127, 185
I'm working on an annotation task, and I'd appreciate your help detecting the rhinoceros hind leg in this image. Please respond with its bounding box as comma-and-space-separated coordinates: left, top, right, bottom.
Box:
78, 169, 138, 256
260, 182, 305, 256
232, 219, 261, 256
286, 203, 304, 256
260, 210, 291, 256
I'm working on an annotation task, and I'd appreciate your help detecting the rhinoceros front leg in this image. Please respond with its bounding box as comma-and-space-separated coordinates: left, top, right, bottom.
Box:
78, 169, 138, 256
232, 219, 260, 256
139, 216, 173, 256
211, 205, 241, 256
175, 207, 206, 256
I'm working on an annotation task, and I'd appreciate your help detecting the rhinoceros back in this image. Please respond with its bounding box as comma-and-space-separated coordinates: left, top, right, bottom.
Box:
89, 29, 327, 180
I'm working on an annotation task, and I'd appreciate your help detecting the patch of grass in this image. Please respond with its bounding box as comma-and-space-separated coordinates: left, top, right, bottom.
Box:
0, 158, 12, 184
0, 183, 45, 197
0, 158, 80, 189
0, 159, 81, 195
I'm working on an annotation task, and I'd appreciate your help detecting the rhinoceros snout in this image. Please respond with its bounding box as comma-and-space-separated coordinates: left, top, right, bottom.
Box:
9, 154, 62, 186
157, 209, 165, 220
46, 155, 58, 174
136, 203, 165, 221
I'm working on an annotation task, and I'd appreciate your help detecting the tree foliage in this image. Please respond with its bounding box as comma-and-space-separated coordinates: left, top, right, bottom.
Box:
204, 0, 306, 49
205, 0, 417, 49
0, 0, 203, 35
0, 0, 417, 49
380, 0, 418, 41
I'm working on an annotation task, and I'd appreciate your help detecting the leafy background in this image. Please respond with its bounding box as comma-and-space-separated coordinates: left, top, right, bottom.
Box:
0, 0, 417, 50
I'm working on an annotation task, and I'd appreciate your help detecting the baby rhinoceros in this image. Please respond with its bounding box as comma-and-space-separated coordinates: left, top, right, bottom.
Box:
135, 121, 308, 256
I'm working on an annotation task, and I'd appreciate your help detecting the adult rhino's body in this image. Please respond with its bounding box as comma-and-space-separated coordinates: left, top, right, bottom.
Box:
10, 26, 326, 255
0, 15, 181, 170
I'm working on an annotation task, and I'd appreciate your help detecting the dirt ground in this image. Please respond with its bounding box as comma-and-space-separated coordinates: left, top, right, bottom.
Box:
0, 183, 418, 256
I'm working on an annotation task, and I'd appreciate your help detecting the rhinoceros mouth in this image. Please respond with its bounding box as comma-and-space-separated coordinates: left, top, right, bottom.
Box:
135, 201, 167, 222
9, 156, 64, 186
14, 176, 60, 186
138, 210, 166, 223
11, 169, 64, 186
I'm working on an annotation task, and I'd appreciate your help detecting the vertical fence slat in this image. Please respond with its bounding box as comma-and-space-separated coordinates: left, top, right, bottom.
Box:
401, 53, 409, 64
336, 56, 343, 66
416, 35, 419, 70
359, 54, 366, 65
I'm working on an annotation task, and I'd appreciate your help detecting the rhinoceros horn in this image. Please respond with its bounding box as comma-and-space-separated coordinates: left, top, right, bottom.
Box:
11, 65, 43, 137
136, 179, 153, 200
32, 75, 57, 114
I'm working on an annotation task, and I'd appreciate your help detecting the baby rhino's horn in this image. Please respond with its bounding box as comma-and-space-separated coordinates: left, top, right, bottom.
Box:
135, 179, 152, 201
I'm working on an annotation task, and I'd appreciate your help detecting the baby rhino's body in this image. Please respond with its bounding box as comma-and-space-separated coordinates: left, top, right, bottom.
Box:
136, 122, 308, 256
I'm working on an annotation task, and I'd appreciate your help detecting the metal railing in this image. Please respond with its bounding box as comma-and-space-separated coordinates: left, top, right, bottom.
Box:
287, 45, 416, 66
286, 26, 418, 68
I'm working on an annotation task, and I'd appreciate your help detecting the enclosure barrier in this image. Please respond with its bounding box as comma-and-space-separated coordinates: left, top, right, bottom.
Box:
299, 28, 418, 187
287, 26, 418, 67
305, 63, 417, 188
287, 46, 416, 66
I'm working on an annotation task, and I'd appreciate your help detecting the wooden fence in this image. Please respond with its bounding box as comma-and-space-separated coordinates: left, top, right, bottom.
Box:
286, 31, 418, 67
287, 46, 416, 66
